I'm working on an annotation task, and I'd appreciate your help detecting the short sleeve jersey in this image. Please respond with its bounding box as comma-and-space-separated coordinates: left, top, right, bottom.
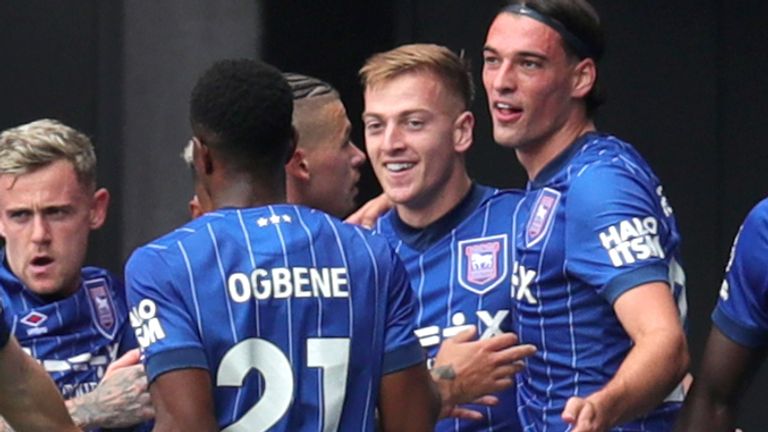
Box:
0, 249, 136, 400
510, 132, 687, 431
125, 205, 423, 432
713, 198, 768, 347
376, 184, 524, 432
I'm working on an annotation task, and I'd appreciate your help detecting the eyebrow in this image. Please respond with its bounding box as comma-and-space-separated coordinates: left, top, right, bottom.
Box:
483, 46, 549, 62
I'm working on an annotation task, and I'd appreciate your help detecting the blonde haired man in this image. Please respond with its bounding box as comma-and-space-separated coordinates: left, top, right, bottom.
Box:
0, 119, 153, 430
361, 43, 535, 431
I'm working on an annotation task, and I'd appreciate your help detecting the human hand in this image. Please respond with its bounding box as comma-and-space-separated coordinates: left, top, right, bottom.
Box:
561, 396, 607, 432
441, 395, 499, 421
68, 349, 154, 428
345, 193, 392, 228
432, 325, 536, 416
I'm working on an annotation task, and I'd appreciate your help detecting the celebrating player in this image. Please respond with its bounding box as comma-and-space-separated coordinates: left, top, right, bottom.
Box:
0, 119, 153, 430
126, 58, 439, 431
284, 72, 367, 218
482, 1, 689, 430
361, 43, 536, 431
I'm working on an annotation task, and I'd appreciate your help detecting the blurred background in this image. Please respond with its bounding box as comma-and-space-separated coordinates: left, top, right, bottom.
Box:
1, 0, 766, 428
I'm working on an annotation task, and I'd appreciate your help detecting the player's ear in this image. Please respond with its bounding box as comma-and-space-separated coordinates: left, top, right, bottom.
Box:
285, 147, 310, 181
89, 187, 110, 229
192, 136, 214, 176
188, 194, 204, 219
571, 58, 596, 99
453, 110, 475, 154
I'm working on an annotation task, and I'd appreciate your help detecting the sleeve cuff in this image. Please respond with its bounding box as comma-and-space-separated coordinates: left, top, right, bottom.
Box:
712, 307, 768, 348
602, 262, 670, 304
382, 341, 425, 375
146, 347, 209, 382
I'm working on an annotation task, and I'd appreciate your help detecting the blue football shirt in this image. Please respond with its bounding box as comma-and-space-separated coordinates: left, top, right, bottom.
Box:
0, 249, 136, 400
510, 132, 687, 431
376, 184, 524, 432
713, 198, 768, 347
125, 205, 423, 431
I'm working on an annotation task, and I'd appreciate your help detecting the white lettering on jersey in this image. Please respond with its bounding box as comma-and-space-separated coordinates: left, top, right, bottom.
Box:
130, 299, 166, 349
512, 262, 538, 305
414, 309, 510, 350
227, 267, 349, 302
598, 217, 665, 267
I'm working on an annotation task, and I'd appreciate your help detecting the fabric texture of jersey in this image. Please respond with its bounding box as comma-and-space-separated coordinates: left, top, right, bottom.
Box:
510, 132, 687, 431
713, 198, 768, 348
376, 184, 524, 432
0, 249, 136, 400
125, 205, 423, 432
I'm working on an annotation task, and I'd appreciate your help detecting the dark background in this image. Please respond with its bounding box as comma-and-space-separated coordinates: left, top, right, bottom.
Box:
1, 1, 766, 428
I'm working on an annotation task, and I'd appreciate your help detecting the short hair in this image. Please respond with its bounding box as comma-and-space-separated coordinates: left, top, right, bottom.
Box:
189, 58, 293, 172
500, 0, 605, 114
359, 43, 475, 110
283, 72, 339, 101
0, 119, 98, 188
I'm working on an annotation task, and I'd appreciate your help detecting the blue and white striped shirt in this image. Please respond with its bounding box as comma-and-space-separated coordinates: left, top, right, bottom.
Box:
126, 205, 422, 431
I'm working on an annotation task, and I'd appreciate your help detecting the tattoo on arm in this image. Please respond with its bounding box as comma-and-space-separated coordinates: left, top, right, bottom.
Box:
431, 365, 457, 381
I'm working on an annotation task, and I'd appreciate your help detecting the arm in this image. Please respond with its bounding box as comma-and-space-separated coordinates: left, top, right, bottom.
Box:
379, 363, 440, 432
674, 326, 764, 431
65, 349, 154, 429
562, 281, 689, 431
0, 337, 80, 432
432, 326, 536, 419
149, 368, 218, 432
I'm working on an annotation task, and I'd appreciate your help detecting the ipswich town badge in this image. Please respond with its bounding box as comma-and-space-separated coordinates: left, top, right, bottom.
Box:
525, 188, 561, 248
85, 278, 117, 339
458, 234, 508, 295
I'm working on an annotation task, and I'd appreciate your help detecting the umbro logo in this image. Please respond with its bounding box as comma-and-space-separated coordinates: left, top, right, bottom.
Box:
20, 311, 48, 327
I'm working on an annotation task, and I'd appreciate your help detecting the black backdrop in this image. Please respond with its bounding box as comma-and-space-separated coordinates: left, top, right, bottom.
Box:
1, 1, 767, 428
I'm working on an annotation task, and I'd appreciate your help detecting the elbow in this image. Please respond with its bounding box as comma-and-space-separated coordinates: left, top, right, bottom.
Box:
660, 329, 690, 396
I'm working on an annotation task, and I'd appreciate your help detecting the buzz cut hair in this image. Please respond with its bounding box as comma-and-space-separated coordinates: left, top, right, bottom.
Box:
0, 118, 98, 188
359, 43, 475, 110
283, 72, 339, 101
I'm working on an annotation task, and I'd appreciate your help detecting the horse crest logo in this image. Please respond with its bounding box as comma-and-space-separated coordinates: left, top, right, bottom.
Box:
457, 234, 508, 295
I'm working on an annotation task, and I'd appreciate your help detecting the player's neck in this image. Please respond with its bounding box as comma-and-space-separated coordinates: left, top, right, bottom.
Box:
210, 174, 286, 209
395, 171, 472, 229
518, 118, 595, 181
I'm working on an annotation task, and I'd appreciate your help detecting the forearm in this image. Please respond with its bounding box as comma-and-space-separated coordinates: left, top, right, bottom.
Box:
0, 340, 79, 432
674, 384, 734, 432
587, 330, 688, 427
66, 393, 104, 429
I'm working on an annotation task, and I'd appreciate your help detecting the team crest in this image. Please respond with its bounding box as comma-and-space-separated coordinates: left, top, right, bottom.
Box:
457, 234, 508, 295
85, 278, 118, 339
525, 188, 561, 248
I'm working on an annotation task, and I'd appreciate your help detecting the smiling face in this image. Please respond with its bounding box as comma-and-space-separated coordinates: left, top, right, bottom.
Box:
363, 70, 473, 226
0, 159, 108, 298
482, 12, 592, 155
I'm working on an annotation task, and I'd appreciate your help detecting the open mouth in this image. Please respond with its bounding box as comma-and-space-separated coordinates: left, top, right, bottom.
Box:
31, 256, 54, 267
494, 102, 523, 117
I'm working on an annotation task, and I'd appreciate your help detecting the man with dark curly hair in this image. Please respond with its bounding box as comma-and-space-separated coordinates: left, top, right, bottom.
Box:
125, 58, 440, 432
